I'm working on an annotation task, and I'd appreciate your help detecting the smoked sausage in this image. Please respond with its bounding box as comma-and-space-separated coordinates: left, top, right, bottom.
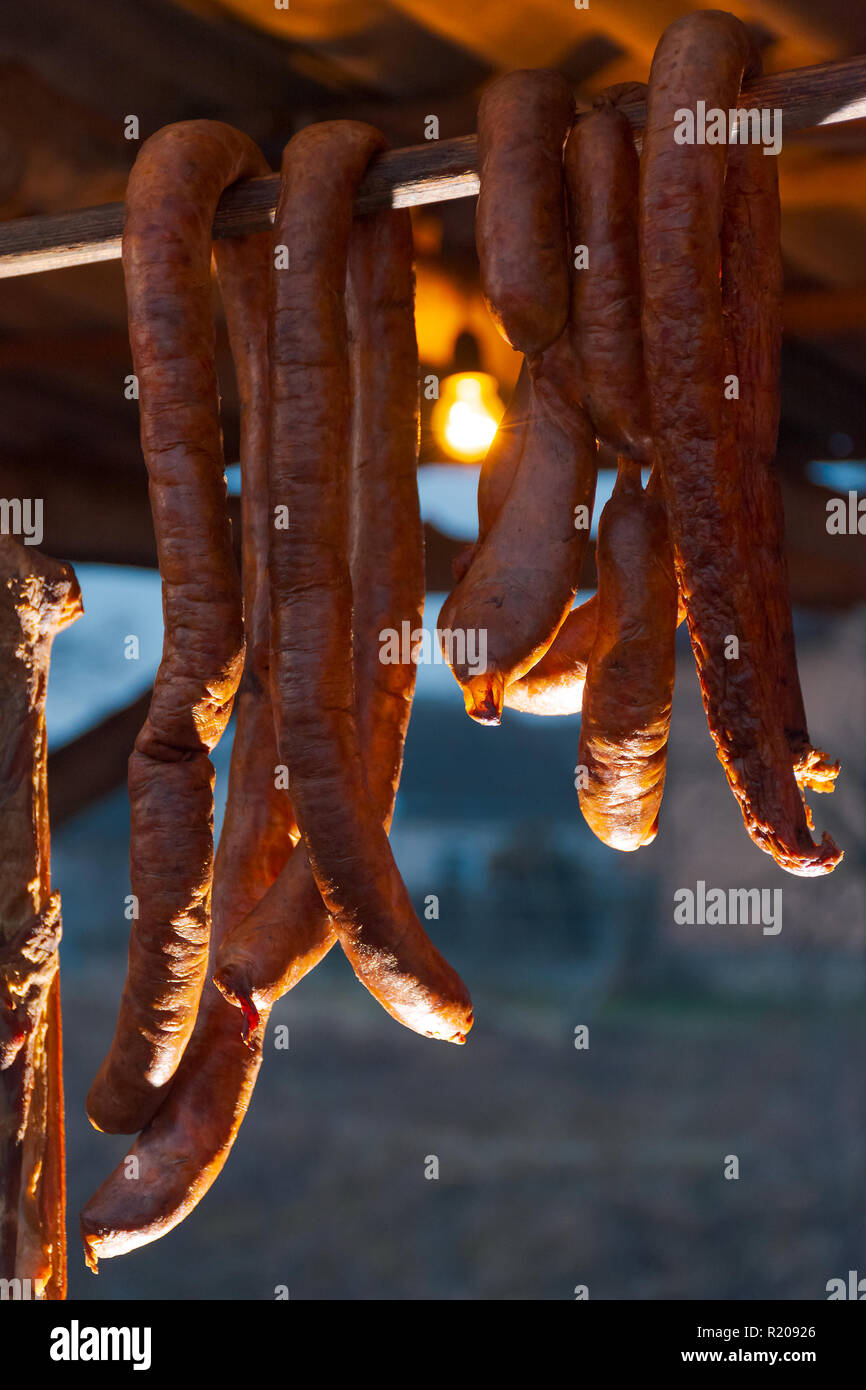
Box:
476, 70, 574, 355
566, 85, 651, 461
639, 11, 840, 875
86, 122, 271, 1135
267, 122, 473, 1043
215, 203, 427, 1025
439, 333, 598, 724
721, 138, 839, 815
577, 465, 677, 848
80, 186, 310, 1264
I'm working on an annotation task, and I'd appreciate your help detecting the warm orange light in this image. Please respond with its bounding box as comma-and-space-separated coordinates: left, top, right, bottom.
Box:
431, 372, 505, 463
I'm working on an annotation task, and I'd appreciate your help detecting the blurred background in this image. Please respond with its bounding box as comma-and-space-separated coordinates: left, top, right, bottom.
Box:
0, 0, 864, 1299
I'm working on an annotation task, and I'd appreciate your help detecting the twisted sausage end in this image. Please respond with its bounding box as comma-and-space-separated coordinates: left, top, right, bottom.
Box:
462, 673, 505, 726
80, 1225, 99, 1275
768, 832, 843, 879
794, 746, 841, 797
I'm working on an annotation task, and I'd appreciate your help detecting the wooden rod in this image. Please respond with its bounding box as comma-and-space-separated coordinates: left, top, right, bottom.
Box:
1, 54, 865, 281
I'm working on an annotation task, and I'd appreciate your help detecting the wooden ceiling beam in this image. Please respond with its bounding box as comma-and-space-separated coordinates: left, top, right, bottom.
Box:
178, 0, 384, 45
387, 0, 587, 70
2, 0, 352, 147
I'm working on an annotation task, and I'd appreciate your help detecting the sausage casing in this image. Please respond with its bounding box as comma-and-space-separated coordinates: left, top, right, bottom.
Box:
578, 465, 677, 848
86, 122, 270, 1135
81, 181, 301, 1263
640, 12, 840, 875
440, 326, 598, 724
267, 122, 473, 1042
476, 69, 573, 355
721, 139, 839, 813
566, 87, 651, 460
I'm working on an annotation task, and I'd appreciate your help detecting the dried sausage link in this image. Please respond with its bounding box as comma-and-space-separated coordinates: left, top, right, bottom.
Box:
503, 594, 598, 717
504, 78, 652, 721
566, 84, 651, 460
86, 122, 272, 1135
721, 139, 839, 817
452, 361, 532, 585
215, 203, 425, 1022
476, 70, 574, 355
577, 462, 677, 848
80, 189, 298, 1265
639, 12, 840, 876
267, 122, 473, 1043
439, 333, 598, 724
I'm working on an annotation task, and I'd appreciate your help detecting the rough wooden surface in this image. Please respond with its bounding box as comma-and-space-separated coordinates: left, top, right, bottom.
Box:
0, 538, 82, 1299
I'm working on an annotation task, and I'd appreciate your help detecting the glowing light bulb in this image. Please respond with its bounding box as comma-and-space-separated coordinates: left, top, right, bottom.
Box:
432, 372, 505, 463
